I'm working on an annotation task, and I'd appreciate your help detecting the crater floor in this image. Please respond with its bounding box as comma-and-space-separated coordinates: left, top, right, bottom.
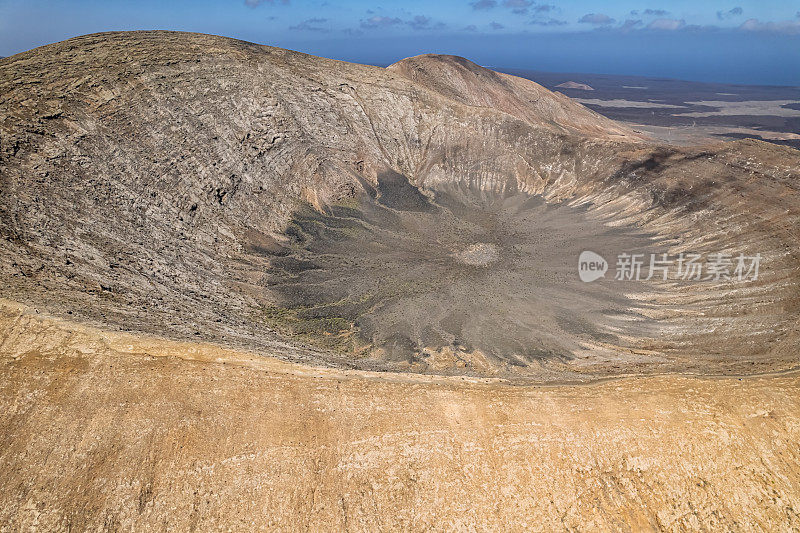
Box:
265, 174, 661, 376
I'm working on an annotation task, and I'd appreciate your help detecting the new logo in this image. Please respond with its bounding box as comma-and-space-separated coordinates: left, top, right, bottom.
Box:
578, 251, 608, 282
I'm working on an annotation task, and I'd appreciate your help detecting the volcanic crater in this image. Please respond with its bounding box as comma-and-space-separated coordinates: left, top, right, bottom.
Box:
263, 172, 663, 376
1, 31, 799, 382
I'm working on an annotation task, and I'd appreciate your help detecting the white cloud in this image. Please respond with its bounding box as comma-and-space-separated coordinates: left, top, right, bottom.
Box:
360, 16, 402, 29
739, 18, 800, 34
647, 18, 685, 30
289, 18, 329, 32
579, 13, 615, 25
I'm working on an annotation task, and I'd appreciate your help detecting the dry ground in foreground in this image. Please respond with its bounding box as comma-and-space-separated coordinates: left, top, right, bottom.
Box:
1, 300, 798, 531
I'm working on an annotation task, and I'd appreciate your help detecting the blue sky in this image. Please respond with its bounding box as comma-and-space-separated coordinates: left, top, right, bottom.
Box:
1, 0, 799, 85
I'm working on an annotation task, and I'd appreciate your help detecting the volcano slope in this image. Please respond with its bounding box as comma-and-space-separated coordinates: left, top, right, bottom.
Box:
1, 31, 800, 529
